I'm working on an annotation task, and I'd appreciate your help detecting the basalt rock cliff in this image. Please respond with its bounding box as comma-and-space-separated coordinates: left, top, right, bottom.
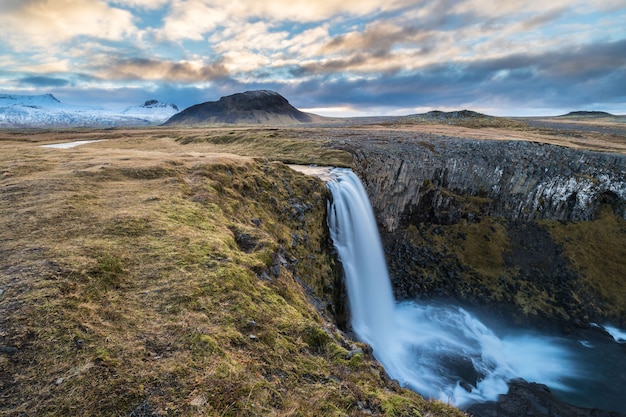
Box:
349, 139, 625, 232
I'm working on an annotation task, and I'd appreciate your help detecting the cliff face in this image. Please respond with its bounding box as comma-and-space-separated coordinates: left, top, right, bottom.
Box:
348, 138, 626, 233
339, 136, 626, 327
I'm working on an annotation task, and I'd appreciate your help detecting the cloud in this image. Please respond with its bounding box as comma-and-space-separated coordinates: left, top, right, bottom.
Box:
1, 0, 623, 116
517, 7, 569, 30
110, 0, 169, 9
159, 0, 228, 41
296, 54, 402, 75
18, 75, 71, 87
458, 39, 626, 86
323, 21, 428, 56
0, 0, 137, 48
223, 0, 408, 22
272, 38, 626, 113
539, 40, 626, 80
96, 57, 230, 82
158, 0, 416, 42
450, 0, 573, 18
595, 0, 626, 11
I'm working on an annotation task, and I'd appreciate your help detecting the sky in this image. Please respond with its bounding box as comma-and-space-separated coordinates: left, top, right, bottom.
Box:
1, 0, 626, 117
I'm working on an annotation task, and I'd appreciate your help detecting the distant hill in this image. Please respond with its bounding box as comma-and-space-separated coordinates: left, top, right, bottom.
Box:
558, 111, 616, 118
390, 109, 528, 128
163, 90, 321, 126
413, 109, 488, 120
559, 111, 615, 117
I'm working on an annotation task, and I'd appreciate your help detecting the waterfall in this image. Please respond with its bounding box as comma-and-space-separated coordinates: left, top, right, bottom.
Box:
326, 168, 397, 354
326, 168, 586, 409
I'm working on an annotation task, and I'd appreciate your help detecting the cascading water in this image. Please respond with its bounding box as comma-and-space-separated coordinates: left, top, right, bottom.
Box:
326, 168, 397, 355
326, 169, 590, 408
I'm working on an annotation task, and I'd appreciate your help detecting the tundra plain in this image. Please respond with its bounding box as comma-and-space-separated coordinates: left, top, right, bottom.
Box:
1, 116, 625, 416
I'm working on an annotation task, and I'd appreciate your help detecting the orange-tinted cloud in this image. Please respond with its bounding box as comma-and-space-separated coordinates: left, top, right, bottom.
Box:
0, 0, 137, 48
97, 58, 230, 82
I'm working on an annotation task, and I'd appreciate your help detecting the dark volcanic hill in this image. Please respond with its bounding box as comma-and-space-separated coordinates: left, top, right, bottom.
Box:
163, 90, 318, 125
558, 110, 615, 118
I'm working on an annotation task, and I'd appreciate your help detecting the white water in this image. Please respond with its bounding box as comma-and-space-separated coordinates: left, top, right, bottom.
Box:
326, 169, 579, 408
593, 323, 626, 343
326, 169, 397, 354
604, 325, 626, 343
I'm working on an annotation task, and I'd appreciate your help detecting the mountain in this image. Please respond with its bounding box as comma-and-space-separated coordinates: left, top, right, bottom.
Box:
0, 93, 62, 107
0, 94, 179, 128
121, 100, 179, 123
163, 90, 319, 126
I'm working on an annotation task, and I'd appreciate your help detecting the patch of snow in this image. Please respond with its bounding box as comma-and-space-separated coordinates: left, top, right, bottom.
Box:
41, 140, 104, 149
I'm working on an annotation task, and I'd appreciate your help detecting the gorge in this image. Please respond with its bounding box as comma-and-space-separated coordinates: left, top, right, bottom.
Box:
333, 132, 626, 330
326, 168, 626, 416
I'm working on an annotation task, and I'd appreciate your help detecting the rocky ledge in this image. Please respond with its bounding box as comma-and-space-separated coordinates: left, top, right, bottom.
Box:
467, 379, 626, 417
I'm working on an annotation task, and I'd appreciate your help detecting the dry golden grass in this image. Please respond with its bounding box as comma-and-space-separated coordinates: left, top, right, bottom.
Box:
356, 121, 626, 154
0, 130, 465, 416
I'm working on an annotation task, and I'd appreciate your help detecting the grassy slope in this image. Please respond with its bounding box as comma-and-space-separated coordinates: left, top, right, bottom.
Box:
394, 202, 626, 325
542, 206, 626, 320
0, 132, 464, 416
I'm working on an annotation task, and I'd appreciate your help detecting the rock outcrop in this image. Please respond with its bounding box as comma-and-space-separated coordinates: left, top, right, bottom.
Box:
467, 379, 626, 417
331, 133, 626, 416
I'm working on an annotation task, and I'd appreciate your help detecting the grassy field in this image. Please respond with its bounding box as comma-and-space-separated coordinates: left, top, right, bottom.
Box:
356, 116, 626, 154
1, 120, 624, 415
0, 129, 465, 416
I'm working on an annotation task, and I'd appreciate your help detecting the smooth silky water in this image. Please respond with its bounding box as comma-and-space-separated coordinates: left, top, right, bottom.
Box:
327, 168, 626, 412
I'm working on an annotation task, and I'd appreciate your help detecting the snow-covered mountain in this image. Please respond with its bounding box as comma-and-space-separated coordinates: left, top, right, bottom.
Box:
0, 93, 63, 107
0, 94, 179, 128
121, 100, 179, 123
